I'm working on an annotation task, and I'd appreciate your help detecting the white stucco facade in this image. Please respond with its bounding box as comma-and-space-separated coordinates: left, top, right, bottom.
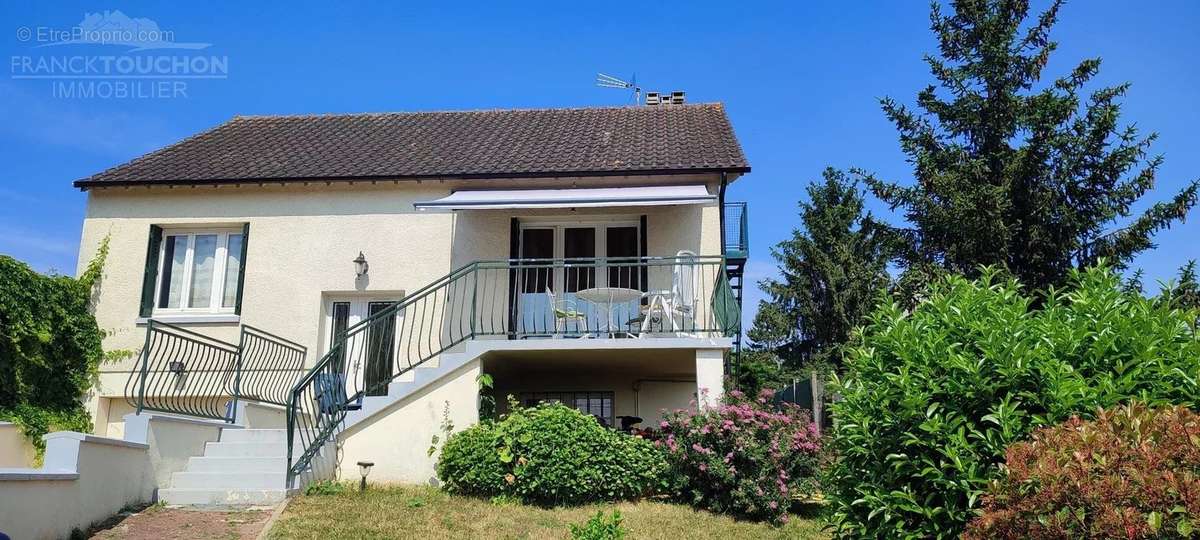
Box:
74, 171, 737, 487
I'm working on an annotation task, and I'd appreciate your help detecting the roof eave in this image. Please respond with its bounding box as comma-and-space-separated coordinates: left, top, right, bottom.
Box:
73, 166, 752, 190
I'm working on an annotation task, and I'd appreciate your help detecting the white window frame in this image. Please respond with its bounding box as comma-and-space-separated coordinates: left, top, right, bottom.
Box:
152, 228, 244, 316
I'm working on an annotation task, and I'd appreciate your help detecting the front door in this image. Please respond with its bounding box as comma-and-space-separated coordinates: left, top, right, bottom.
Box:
516, 221, 641, 335
325, 297, 400, 396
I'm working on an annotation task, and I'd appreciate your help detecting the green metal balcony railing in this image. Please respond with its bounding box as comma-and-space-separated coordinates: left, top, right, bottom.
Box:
286, 255, 742, 484
124, 321, 307, 423
724, 202, 749, 261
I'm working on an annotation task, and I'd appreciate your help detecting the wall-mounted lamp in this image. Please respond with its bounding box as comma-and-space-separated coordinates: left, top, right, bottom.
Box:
169, 361, 186, 375
353, 252, 369, 277
357, 460, 374, 492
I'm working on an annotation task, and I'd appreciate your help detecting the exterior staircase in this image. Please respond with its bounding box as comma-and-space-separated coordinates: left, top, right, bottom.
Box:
339, 342, 471, 430
158, 428, 292, 505
153, 344, 469, 506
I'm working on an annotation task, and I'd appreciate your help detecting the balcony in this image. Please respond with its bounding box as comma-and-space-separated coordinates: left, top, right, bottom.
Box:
723, 202, 749, 263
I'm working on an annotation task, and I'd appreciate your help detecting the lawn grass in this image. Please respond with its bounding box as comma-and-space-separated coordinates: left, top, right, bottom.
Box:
268, 485, 829, 539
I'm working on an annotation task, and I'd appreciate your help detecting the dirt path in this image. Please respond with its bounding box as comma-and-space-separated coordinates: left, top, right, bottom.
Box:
87, 504, 275, 540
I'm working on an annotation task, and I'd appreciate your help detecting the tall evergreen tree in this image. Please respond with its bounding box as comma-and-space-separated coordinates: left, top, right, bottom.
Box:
751, 168, 893, 369
1157, 260, 1200, 314
861, 0, 1199, 295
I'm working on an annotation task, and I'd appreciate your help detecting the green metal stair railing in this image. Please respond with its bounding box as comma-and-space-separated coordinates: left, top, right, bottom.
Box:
285, 255, 741, 484
125, 320, 307, 423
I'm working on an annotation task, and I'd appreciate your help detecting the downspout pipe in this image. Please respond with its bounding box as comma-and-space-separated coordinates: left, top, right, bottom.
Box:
717, 172, 732, 380
718, 172, 728, 255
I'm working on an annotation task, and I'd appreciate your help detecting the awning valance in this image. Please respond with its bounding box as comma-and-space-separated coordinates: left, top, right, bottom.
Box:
413, 185, 715, 210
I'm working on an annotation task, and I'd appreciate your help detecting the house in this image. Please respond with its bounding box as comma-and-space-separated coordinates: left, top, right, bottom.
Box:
73, 101, 751, 503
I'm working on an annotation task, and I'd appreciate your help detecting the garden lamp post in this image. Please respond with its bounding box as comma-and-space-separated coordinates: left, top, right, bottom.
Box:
357, 460, 374, 492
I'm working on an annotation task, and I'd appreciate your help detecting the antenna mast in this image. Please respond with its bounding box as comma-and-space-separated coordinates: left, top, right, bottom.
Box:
596, 72, 641, 104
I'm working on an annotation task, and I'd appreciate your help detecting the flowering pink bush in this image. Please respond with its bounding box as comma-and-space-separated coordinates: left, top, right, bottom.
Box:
656, 389, 823, 524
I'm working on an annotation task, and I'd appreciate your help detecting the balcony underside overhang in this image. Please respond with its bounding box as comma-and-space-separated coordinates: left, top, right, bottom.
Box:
472, 335, 733, 360
413, 184, 715, 210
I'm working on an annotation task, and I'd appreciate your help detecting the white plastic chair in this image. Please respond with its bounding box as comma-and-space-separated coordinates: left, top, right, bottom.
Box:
635, 251, 698, 335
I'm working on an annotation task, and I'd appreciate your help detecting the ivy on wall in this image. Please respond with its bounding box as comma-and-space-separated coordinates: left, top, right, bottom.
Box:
0, 238, 111, 455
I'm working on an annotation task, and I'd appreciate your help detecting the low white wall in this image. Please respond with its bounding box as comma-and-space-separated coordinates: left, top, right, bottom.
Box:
0, 422, 36, 467
338, 358, 481, 485
235, 401, 289, 429
0, 432, 152, 540
123, 412, 229, 495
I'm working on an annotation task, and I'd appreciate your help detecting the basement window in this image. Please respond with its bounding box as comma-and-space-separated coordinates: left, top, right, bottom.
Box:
521, 391, 614, 428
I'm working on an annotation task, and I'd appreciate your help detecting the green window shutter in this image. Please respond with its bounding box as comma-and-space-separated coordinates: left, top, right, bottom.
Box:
507, 217, 519, 338
234, 222, 250, 315
138, 225, 163, 318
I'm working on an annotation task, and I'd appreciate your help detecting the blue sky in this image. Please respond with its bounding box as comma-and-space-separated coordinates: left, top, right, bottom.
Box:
2, 1, 1198, 327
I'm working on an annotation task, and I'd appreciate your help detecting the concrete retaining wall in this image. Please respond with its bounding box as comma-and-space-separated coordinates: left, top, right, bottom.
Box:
0, 432, 152, 540
0, 422, 36, 468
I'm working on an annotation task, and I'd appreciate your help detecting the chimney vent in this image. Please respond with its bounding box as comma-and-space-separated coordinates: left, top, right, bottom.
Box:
644, 91, 684, 106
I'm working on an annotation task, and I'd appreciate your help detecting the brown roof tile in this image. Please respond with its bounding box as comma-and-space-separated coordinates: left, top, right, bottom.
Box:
74, 103, 750, 188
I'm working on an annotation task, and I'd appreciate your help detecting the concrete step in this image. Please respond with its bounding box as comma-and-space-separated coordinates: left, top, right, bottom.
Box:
170, 471, 287, 489
342, 350, 471, 427
186, 456, 287, 473
203, 441, 286, 458
158, 487, 289, 506
220, 429, 287, 444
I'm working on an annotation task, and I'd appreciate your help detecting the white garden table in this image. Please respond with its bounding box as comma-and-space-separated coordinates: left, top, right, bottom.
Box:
575, 287, 642, 337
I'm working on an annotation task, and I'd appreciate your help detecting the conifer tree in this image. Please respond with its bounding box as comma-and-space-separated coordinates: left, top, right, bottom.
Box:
861, 0, 1198, 294
751, 168, 893, 369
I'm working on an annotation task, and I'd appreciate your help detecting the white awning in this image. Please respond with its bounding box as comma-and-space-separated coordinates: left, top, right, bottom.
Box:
413, 185, 715, 210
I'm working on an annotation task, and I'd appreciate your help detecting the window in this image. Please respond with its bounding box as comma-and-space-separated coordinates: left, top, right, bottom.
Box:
153, 229, 244, 314
521, 391, 614, 427
518, 220, 644, 292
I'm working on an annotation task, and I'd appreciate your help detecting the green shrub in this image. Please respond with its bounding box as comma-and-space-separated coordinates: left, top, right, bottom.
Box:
436, 403, 667, 505
827, 266, 1200, 539
658, 389, 823, 524
965, 402, 1200, 539
436, 420, 507, 496
0, 243, 108, 451
569, 509, 626, 540
303, 479, 347, 496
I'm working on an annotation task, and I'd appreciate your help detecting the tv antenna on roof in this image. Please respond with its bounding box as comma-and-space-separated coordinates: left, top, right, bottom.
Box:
596, 72, 641, 104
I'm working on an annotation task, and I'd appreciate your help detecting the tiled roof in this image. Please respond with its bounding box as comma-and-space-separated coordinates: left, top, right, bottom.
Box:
74, 103, 750, 188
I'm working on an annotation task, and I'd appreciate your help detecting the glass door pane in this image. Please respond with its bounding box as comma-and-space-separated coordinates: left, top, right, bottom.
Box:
518, 228, 554, 335
563, 227, 596, 334
606, 226, 640, 289
606, 226, 641, 332
329, 302, 350, 375
563, 227, 596, 292
364, 302, 396, 396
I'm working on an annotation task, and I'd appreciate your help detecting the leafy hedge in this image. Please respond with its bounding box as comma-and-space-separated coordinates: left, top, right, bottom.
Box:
827, 266, 1200, 538
657, 389, 823, 524
0, 242, 107, 451
436, 403, 667, 505
965, 403, 1200, 539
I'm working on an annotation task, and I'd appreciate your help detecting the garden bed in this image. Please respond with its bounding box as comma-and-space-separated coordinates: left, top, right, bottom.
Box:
268, 485, 828, 539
